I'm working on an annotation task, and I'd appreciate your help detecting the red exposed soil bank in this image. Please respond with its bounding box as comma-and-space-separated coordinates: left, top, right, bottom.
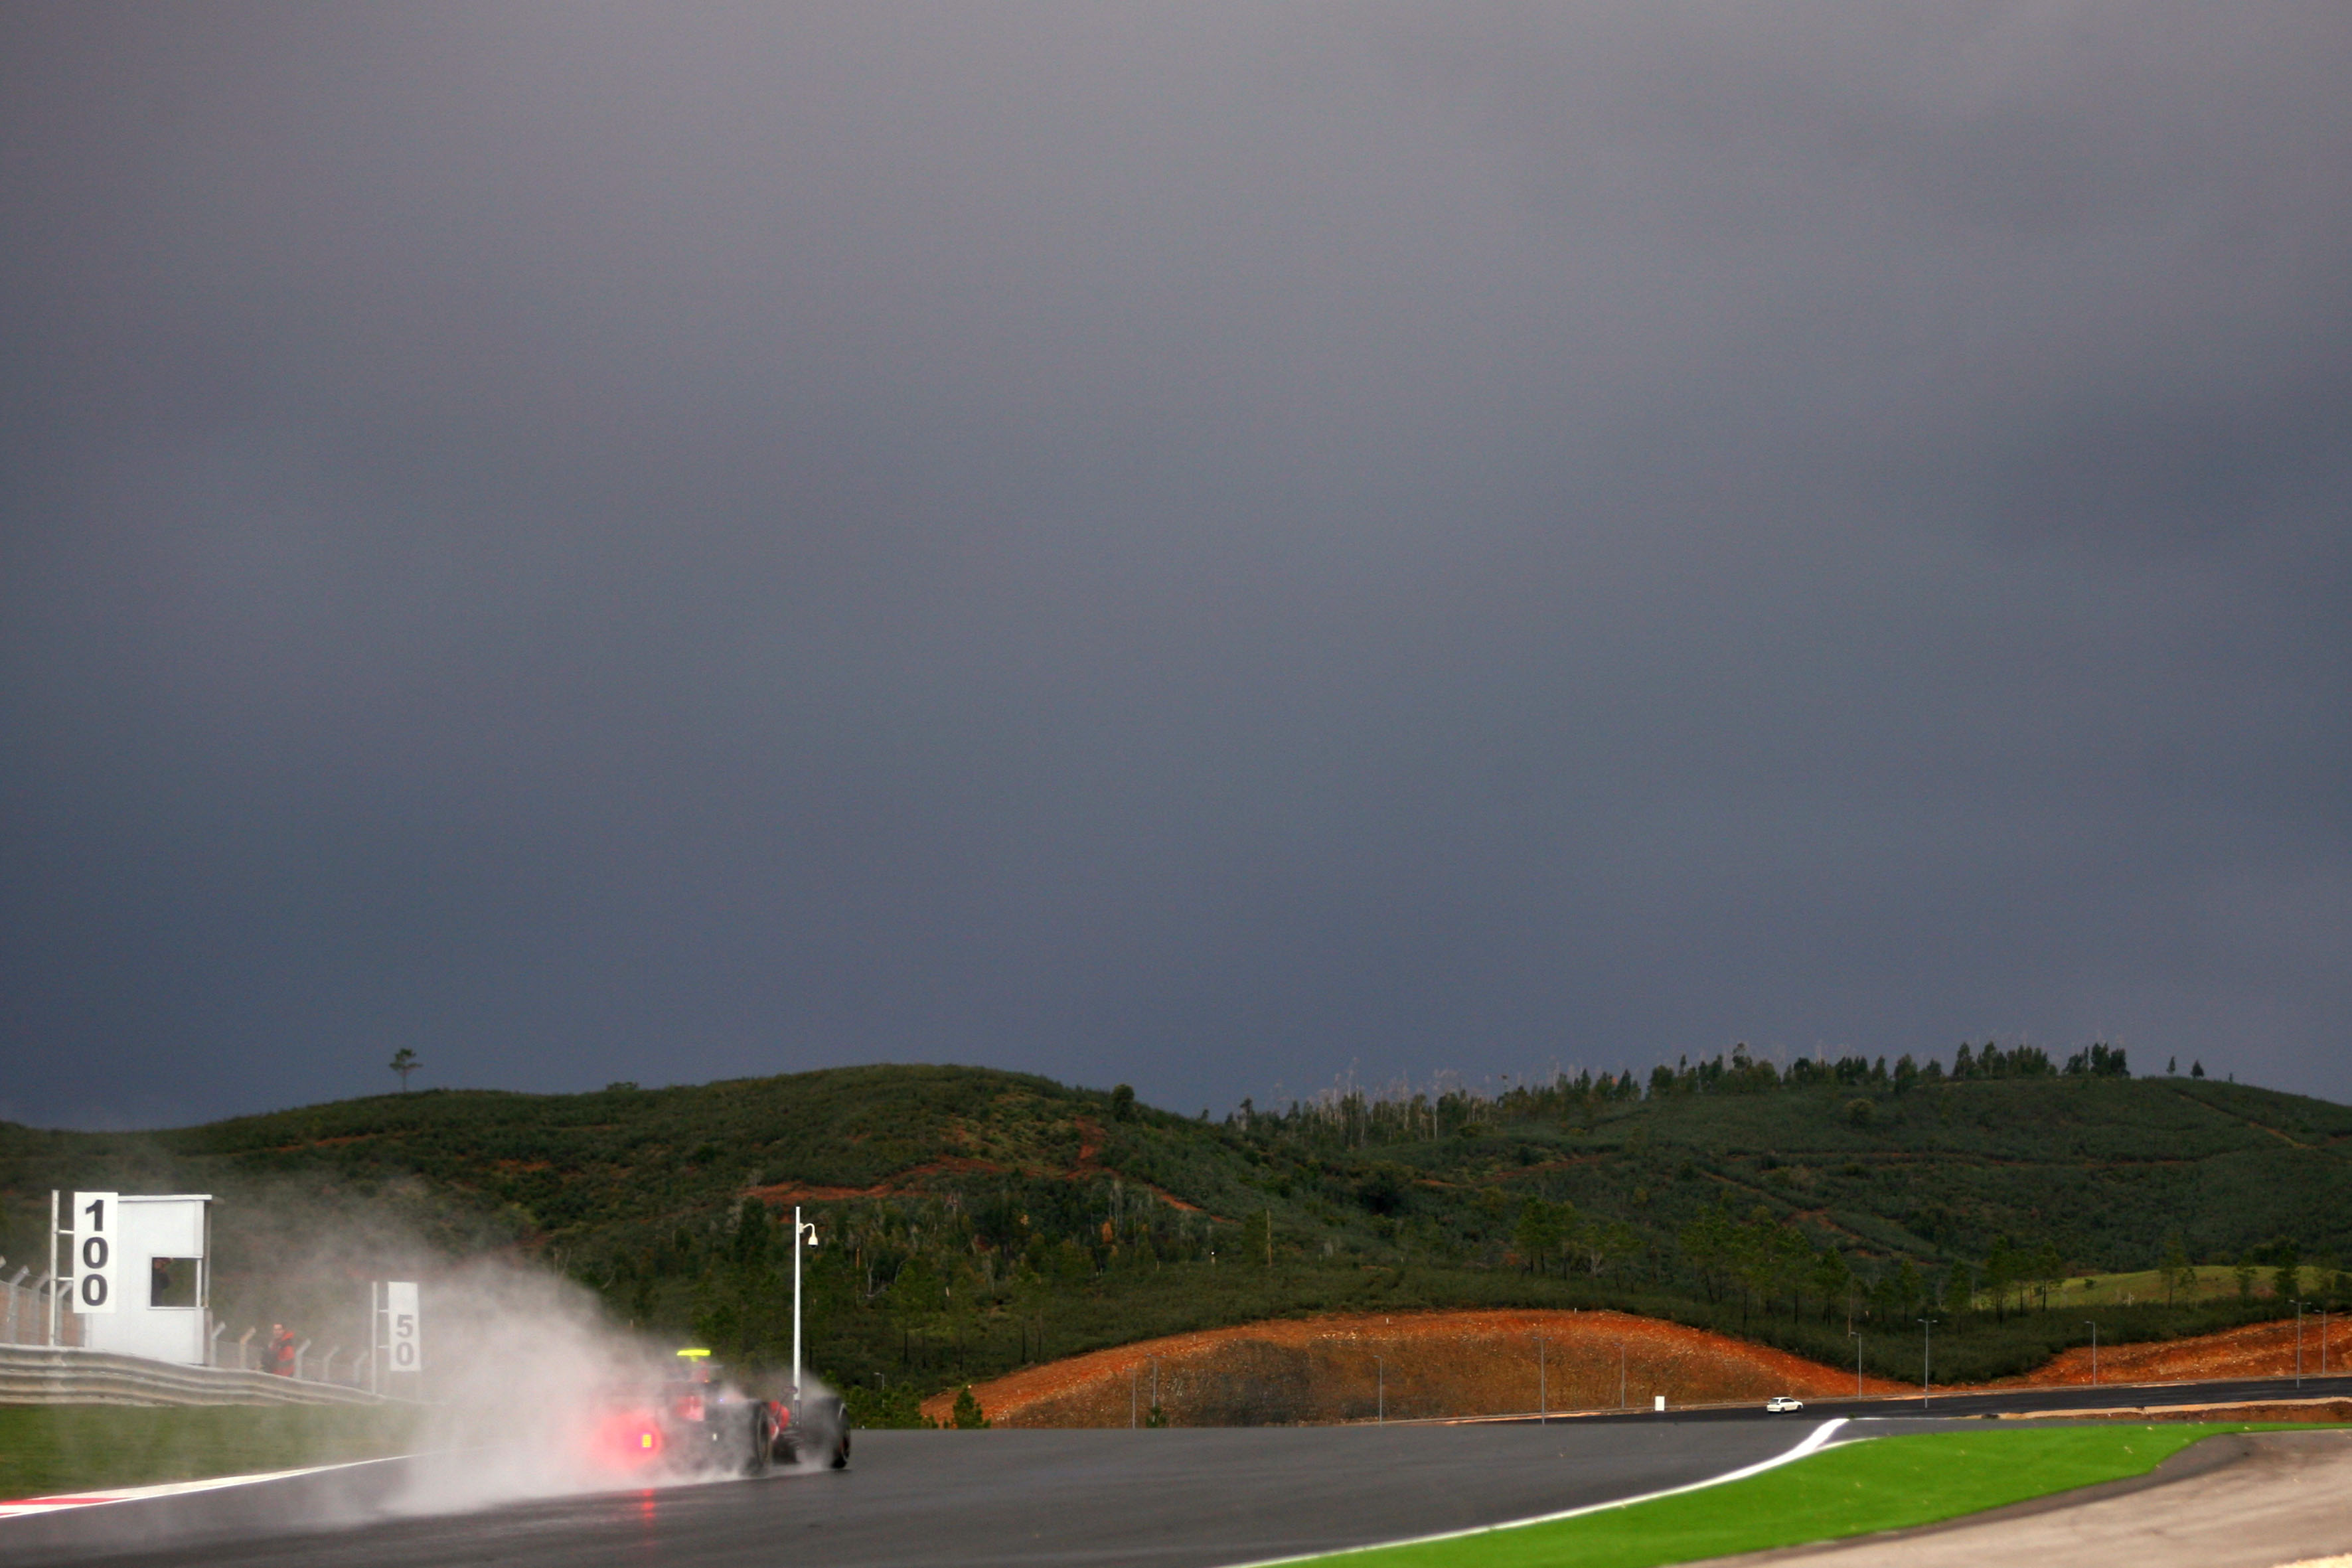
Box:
921, 1308, 1907, 1427
2007, 1314, 2352, 1387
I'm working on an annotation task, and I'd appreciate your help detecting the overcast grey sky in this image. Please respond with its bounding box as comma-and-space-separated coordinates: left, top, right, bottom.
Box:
5, 3, 2347, 1128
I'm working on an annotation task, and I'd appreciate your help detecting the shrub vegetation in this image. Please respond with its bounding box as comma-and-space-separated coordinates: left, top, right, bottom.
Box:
3, 1052, 2347, 1415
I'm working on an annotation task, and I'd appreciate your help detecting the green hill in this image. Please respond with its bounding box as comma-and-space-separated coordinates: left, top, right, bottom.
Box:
3, 1056, 2347, 1415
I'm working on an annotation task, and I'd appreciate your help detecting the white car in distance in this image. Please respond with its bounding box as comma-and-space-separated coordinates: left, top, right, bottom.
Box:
1764, 1395, 1805, 1414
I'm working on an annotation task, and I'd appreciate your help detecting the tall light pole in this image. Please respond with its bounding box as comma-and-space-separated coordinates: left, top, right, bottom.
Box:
791, 1206, 819, 1399
1848, 1328, 1862, 1397
1535, 1334, 1547, 1424
2292, 1300, 2306, 1389
1917, 1317, 1934, 1411
2083, 1321, 2098, 1387
1375, 1355, 1385, 1424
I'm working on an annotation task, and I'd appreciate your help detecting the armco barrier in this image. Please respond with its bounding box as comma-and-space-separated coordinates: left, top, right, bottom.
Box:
0, 1345, 386, 1407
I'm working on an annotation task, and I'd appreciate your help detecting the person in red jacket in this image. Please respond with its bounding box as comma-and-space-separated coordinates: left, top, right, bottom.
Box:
271, 1323, 295, 1376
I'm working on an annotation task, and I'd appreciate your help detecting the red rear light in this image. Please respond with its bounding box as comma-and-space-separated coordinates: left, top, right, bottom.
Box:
595, 1411, 665, 1464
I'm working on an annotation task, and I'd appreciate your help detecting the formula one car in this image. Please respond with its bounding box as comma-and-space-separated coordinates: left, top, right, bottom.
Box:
593, 1350, 850, 1476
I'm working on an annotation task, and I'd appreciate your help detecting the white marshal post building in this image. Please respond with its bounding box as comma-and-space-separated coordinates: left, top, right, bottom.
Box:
51, 1190, 213, 1365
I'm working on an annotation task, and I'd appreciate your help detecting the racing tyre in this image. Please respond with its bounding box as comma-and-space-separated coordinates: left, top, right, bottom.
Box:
811, 1396, 850, 1468
744, 1407, 773, 1477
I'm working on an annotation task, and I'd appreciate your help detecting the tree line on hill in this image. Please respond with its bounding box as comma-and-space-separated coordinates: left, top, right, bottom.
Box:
1234, 1042, 2142, 1150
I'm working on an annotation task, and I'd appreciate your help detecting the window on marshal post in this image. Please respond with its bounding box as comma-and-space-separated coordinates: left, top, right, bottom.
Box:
149, 1257, 200, 1308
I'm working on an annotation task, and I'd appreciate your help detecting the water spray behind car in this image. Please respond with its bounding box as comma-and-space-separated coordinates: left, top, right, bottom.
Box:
385, 1256, 846, 1517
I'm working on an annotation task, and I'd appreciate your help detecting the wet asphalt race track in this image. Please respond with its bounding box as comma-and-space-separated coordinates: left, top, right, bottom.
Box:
1507, 1372, 2352, 1426
10, 1375, 2347, 1568
10, 1419, 1849, 1568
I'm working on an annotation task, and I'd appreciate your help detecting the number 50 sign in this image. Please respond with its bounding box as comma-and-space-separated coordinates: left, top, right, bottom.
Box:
386, 1281, 423, 1372
70, 1191, 119, 1313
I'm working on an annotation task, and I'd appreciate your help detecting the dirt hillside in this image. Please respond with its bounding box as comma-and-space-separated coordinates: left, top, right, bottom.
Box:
2009, 1314, 2352, 1386
919, 1308, 1907, 1427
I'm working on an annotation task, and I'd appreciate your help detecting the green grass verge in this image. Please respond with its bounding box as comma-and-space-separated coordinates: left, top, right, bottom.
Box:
2043, 1265, 2269, 1309
1299, 1424, 2284, 1568
0, 1405, 424, 1500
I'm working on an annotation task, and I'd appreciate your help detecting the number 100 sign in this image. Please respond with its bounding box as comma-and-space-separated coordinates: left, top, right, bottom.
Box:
386, 1281, 423, 1372
70, 1191, 120, 1313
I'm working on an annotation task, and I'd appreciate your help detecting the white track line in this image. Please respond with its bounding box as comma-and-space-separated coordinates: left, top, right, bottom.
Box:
1218, 1417, 1853, 1568
0, 1456, 398, 1520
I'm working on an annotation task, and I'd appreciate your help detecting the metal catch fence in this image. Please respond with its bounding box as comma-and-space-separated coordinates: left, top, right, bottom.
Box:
0, 1270, 376, 1393
0, 1271, 79, 1348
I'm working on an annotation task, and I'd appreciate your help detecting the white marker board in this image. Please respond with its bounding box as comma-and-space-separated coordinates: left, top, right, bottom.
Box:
386, 1281, 422, 1372
70, 1191, 119, 1314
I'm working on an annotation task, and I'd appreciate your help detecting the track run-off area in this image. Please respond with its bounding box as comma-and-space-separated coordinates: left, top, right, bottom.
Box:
9, 1379, 2352, 1568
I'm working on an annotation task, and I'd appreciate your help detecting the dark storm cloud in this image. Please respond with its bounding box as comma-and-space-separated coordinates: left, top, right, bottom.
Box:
3, 3, 2347, 1126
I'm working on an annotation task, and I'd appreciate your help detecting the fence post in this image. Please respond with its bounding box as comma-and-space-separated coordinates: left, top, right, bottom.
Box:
209, 1321, 227, 1367
295, 1339, 313, 1381
237, 1326, 257, 1371
48, 1190, 60, 1347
